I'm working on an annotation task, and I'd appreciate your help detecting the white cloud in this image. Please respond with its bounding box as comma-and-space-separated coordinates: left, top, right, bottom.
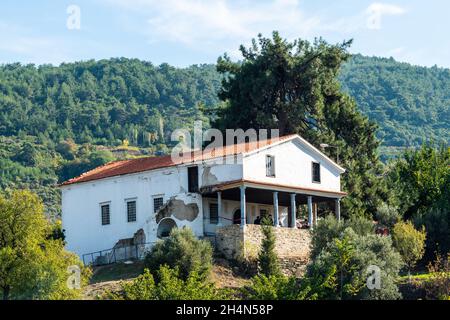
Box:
103, 0, 320, 47
365, 2, 406, 30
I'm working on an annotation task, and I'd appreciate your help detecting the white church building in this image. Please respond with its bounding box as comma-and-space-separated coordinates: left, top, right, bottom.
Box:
60, 134, 346, 261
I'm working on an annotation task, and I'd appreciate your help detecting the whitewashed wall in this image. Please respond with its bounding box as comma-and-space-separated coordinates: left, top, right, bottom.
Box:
243, 139, 341, 192
62, 165, 204, 258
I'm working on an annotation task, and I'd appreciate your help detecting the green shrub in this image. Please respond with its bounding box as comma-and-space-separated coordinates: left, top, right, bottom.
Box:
144, 227, 212, 280
424, 253, 450, 300
375, 203, 400, 229
414, 205, 450, 258
115, 266, 226, 300
392, 221, 426, 272
311, 215, 344, 258
311, 215, 374, 259
242, 274, 316, 300
346, 215, 375, 236
306, 228, 403, 300
258, 218, 280, 277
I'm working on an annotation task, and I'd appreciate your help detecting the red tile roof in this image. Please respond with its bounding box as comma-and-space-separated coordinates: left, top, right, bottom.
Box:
60, 134, 296, 186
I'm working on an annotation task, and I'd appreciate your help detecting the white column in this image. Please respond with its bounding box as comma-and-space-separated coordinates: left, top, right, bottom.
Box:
290, 193, 296, 228
217, 191, 222, 226
240, 186, 246, 228
335, 198, 341, 221
273, 191, 279, 227
307, 196, 313, 229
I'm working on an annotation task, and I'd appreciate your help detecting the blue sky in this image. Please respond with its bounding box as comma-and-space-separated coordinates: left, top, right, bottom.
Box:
0, 0, 449, 68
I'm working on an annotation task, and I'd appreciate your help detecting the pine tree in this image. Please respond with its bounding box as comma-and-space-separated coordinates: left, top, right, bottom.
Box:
215, 32, 386, 217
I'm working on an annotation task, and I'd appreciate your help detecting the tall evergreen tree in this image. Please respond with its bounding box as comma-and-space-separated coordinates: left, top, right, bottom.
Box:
215, 32, 386, 217
258, 218, 281, 277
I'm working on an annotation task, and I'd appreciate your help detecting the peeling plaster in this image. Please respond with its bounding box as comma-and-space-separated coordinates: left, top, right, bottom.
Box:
155, 198, 199, 223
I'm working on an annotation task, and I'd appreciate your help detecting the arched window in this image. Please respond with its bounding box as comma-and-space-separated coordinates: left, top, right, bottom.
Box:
157, 218, 177, 238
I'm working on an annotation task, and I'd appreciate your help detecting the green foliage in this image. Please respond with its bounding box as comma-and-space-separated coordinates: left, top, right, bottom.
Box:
258, 218, 281, 277
311, 215, 374, 258
392, 221, 426, 271
144, 227, 213, 280
0, 190, 90, 300
340, 54, 450, 148
423, 253, 450, 300
0, 136, 61, 218
57, 148, 115, 183
388, 144, 449, 218
242, 274, 316, 300
387, 144, 450, 256
215, 32, 386, 217
0, 60, 219, 148
375, 203, 401, 229
114, 266, 225, 300
306, 228, 403, 300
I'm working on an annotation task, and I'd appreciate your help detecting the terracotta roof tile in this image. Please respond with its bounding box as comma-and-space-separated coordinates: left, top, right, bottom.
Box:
60, 134, 296, 186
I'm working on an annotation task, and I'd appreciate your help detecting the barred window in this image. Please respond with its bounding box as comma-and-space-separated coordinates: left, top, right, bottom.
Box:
101, 204, 110, 225
209, 203, 218, 225
266, 155, 275, 177
312, 162, 321, 183
127, 200, 137, 222
153, 197, 164, 213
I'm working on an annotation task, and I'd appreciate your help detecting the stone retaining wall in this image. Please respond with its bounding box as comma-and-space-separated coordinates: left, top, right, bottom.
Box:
215, 224, 311, 275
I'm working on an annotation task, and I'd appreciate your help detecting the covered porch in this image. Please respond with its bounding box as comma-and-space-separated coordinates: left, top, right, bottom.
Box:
201, 180, 346, 231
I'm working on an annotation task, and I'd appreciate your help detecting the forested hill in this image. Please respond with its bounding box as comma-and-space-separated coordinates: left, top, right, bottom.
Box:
0, 59, 221, 147
340, 54, 450, 147
0, 55, 450, 146
0, 55, 448, 151
1, 56, 449, 216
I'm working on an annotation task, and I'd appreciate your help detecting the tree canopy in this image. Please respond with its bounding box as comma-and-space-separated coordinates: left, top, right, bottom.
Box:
215, 32, 385, 216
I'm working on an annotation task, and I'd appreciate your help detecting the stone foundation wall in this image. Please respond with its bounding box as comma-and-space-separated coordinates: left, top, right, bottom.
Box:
215, 224, 311, 275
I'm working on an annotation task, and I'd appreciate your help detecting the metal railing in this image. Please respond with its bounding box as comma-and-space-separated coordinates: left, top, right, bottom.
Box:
82, 242, 155, 266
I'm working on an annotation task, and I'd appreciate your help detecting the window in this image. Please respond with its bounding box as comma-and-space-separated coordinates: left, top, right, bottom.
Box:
266, 155, 275, 177
126, 200, 137, 222
209, 203, 218, 224
312, 162, 321, 183
101, 204, 110, 225
188, 166, 199, 193
153, 197, 164, 213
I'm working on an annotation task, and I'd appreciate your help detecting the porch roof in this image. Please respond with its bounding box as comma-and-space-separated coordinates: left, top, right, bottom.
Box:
200, 179, 347, 199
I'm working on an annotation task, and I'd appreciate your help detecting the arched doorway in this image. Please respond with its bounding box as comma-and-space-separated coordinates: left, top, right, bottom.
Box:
233, 209, 241, 224
157, 218, 177, 238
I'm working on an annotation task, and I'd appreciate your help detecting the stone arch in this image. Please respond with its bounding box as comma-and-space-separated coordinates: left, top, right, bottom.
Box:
157, 218, 177, 238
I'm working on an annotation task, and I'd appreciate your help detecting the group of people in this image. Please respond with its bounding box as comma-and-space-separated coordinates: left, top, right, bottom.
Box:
253, 215, 306, 228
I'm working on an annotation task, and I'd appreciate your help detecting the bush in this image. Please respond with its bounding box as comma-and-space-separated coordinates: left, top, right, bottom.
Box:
242, 274, 315, 300
375, 203, 401, 229
414, 205, 450, 258
311, 215, 374, 259
391, 221, 426, 272
424, 253, 450, 300
144, 227, 212, 280
311, 215, 343, 258
346, 215, 375, 236
115, 266, 226, 300
258, 218, 280, 277
306, 228, 403, 300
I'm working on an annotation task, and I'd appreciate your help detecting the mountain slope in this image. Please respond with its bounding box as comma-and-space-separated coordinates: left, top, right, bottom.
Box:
340, 54, 450, 147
